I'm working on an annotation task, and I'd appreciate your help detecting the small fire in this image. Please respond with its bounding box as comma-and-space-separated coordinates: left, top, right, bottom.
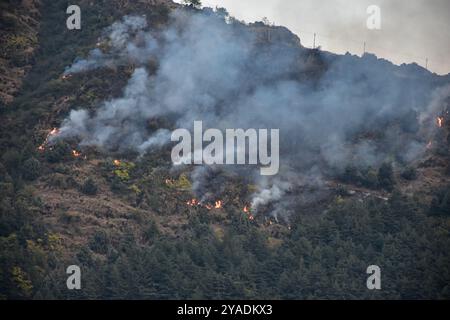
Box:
72, 150, 82, 158
187, 198, 200, 207
243, 205, 254, 221
37, 128, 60, 151
49, 128, 59, 136
61, 74, 72, 80
437, 117, 444, 128
426, 140, 433, 149
113, 160, 121, 166
186, 199, 224, 210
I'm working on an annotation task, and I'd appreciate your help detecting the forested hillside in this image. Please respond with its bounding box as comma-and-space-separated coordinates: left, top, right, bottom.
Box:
0, 0, 449, 299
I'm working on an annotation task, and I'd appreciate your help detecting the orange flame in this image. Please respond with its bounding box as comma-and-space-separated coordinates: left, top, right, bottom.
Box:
113, 160, 121, 166
72, 150, 82, 157
187, 199, 199, 206
437, 117, 444, 128
186, 199, 225, 210
243, 205, 254, 220
37, 128, 60, 151
49, 128, 59, 136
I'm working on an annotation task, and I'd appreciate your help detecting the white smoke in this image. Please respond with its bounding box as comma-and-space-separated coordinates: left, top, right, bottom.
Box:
419, 84, 450, 125
64, 15, 155, 74
251, 183, 290, 212
138, 129, 172, 153
56, 8, 450, 216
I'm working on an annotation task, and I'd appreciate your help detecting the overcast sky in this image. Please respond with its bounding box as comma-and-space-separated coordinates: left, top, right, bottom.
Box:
177, 0, 450, 75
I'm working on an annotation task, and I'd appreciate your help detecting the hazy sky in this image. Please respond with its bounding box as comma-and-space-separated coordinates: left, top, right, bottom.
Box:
177, 0, 450, 75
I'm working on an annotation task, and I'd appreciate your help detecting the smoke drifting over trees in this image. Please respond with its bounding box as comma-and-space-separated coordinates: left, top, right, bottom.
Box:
56, 9, 450, 217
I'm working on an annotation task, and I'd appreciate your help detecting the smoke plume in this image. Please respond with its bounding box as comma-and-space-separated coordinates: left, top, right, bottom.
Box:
56, 8, 450, 217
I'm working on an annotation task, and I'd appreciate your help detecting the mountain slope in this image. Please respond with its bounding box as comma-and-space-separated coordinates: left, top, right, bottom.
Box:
0, 0, 449, 299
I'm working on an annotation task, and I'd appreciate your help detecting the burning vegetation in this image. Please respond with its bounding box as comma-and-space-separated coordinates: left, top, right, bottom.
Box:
185, 195, 254, 221
185, 198, 226, 211
71, 150, 82, 158
37, 128, 60, 152
61, 73, 72, 80
2, 1, 448, 300
38, 128, 86, 159
193, 200, 255, 223
243, 205, 255, 220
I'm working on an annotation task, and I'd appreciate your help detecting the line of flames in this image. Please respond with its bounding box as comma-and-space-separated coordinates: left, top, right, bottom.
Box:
186, 198, 224, 210
38, 128, 84, 159
185, 198, 255, 220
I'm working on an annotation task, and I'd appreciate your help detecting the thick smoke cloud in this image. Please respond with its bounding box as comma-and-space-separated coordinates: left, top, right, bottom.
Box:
64, 15, 156, 74
57, 9, 449, 217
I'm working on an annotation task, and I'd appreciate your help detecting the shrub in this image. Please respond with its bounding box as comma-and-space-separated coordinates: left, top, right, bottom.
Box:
49, 173, 77, 189
401, 167, 418, 181
378, 162, 395, 191
0, 163, 12, 183
335, 185, 350, 197
360, 168, 379, 188
112, 161, 135, 181
0, 182, 14, 197
2, 149, 21, 171
110, 177, 127, 194
46, 141, 71, 163
89, 230, 109, 254
58, 211, 81, 224
340, 166, 379, 189
81, 178, 98, 195
341, 165, 360, 184
165, 173, 192, 190
21, 157, 41, 180
143, 220, 160, 242
430, 186, 450, 216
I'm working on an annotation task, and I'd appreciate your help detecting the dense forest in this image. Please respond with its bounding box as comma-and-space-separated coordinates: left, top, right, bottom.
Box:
1, 0, 450, 300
